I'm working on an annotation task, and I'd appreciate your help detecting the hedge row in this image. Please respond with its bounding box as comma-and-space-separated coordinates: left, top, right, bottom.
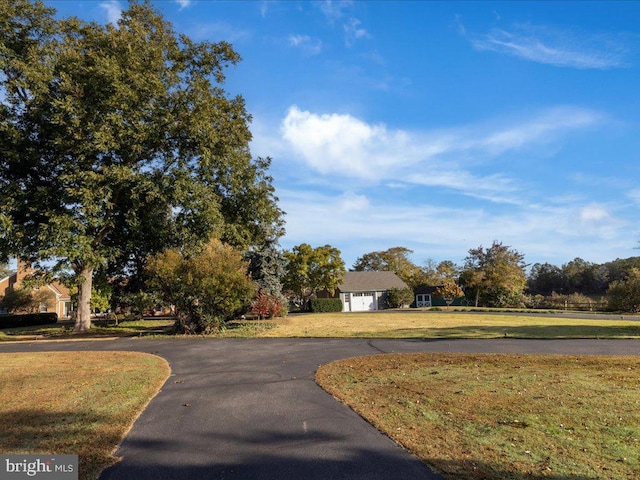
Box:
0, 312, 58, 329
310, 298, 343, 313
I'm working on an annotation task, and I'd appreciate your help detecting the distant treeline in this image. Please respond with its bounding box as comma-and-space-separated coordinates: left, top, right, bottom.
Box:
527, 256, 640, 296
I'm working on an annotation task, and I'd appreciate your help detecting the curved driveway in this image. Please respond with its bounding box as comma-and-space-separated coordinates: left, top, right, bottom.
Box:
2, 338, 639, 479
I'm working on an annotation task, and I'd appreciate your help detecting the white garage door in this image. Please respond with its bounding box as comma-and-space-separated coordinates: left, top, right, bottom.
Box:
351, 292, 375, 311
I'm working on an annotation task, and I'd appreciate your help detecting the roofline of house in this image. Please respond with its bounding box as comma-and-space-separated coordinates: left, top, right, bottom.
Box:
0, 272, 16, 284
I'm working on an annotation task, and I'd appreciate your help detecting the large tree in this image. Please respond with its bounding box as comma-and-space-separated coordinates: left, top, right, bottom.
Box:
353, 246, 428, 288
0, 1, 283, 331
460, 241, 527, 307
527, 262, 567, 296
607, 268, 640, 313
283, 243, 345, 310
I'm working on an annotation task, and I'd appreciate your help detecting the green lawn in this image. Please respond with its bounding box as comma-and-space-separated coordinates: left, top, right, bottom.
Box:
3, 311, 639, 340
259, 311, 640, 339
0, 319, 175, 341
317, 353, 640, 480
0, 351, 170, 480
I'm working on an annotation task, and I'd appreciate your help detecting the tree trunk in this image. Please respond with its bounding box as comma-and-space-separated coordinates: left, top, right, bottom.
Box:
474, 289, 480, 308
74, 264, 93, 332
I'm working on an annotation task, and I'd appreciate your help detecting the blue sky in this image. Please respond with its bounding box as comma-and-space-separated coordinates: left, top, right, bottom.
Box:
46, 1, 640, 269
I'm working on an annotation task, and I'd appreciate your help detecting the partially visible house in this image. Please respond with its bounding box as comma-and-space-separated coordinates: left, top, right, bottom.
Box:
0, 262, 72, 318
336, 271, 410, 312
414, 285, 466, 308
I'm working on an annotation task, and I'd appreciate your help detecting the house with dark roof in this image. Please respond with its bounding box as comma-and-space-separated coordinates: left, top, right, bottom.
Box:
337, 271, 410, 312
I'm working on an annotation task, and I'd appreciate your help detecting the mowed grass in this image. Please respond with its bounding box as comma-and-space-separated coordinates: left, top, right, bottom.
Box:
316, 353, 640, 480
259, 311, 640, 339
0, 319, 176, 341
0, 352, 170, 480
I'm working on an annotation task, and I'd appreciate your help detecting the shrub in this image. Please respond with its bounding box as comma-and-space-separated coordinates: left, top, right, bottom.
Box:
146, 239, 257, 334
386, 288, 415, 308
607, 268, 640, 313
251, 292, 288, 319
525, 292, 606, 311
310, 298, 343, 313
0, 312, 58, 329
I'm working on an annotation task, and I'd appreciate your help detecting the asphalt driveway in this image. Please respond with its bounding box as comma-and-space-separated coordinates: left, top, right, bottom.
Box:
2, 338, 639, 479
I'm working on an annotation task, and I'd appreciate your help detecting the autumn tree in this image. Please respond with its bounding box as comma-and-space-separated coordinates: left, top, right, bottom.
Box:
434, 279, 464, 308
460, 241, 527, 307
283, 244, 345, 310
422, 259, 460, 285
0, 1, 282, 331
353, 247, 428, 288
146, 239, 256, 333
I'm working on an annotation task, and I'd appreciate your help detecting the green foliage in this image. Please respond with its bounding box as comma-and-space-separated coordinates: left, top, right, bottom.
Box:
146, 239, 257, 333
250, 292, 287, 319
246, 240, 286, 300
0, 1, 282, 331
90, 286, 111, 313
353, 247, 428, 288
0, 312, 57, 328
116, 291, 160, 316
460, 241, 527, 308
561, 258, 608, 295
283, 244, 346, 309
309, 298, 343, 313
385, 287, 415, 308
607, 268, 640, 313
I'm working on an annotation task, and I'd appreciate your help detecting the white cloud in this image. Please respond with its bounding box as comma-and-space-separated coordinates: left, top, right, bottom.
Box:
471, 24, 629, 69
279, 105, 602, 201
99, 0, 122, 25
627, 189, 640, 205
281, 106, 412, 179
580, 204, 609, 223
276, 188, 629, 267
338, 192, 369, 212
452, 14, 466, 36
288, 35, 322, 55
174, 0, 191, 9
191, 22, 251, 43
319, 0, 352, 21
479, 107, 603, 154
260, 2, 269, 18
344, 18, 371, 46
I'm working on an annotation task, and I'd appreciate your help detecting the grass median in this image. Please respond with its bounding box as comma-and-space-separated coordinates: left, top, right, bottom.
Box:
0, 351, 170, 480
259, 311, 640, 339
317, 353, 640, 480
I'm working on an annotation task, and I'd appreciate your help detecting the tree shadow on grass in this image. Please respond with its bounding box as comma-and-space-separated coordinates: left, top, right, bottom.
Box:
0, 409, 121, 480
99, 432, 603, 480
374, 324, 640, 339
